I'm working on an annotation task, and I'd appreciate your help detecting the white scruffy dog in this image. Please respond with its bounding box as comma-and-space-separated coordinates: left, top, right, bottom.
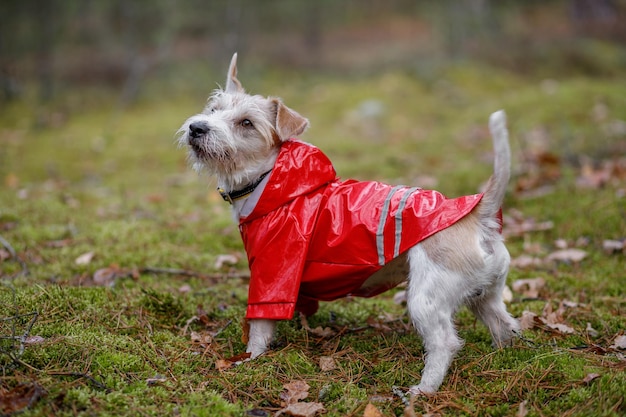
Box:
178, 53, 519, 394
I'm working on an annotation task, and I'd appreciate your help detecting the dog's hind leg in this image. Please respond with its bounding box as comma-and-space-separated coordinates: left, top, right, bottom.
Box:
406, 245, 466, 394
467, 242, 520, 347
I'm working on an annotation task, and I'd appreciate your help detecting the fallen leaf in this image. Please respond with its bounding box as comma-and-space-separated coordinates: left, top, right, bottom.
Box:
367, 317, 392, 332
275, 402, 326, 417
512, 278, 546, 298
554, 239, 568, 249
0, 248, 10, 262
190, 331, 212, 346
215, 351, 252, 371
501, 285, 513, 303
603, 239, 625, 254
318, 356, 337, 372
363, 402, 383, 417
546, 249, 587, 263
215, 359, 233, 371
610, 335, 626, 350
75, 251, 95, 265
516, 400, 529, 417
300, 315, 336, 338
196, 305, 211, 327
545, 322, 575, 334
393, 290, 407, 304
582, 373, 601, 384
178, 284, 192, 294
585, 323, 599, 338
510, 255, 544, 269
0, 383, 45, 415
280, 381, 310, 405
24, 336, 46, 345
227, 352, 251, 362
93, 265, 124, 286
519, 311, 540, 330
214, 254, 239, 269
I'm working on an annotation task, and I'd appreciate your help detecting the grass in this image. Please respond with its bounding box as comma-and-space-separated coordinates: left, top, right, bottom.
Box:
1, 61, 625, 416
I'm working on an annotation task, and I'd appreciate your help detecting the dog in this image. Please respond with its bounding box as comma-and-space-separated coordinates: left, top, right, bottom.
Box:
178, 53, 519, 394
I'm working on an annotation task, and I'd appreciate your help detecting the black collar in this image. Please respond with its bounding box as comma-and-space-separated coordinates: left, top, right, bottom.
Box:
217, 170, 272, 204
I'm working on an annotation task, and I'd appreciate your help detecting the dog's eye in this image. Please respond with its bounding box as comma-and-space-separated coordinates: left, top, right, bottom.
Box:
241, 119, 254, 128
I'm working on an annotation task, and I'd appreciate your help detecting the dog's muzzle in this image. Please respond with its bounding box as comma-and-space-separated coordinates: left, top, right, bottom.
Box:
189, 121, 209, 141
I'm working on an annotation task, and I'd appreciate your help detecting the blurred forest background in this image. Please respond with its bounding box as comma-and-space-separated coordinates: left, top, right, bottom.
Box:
1, 0, 625, 109
1, 3, 625, 415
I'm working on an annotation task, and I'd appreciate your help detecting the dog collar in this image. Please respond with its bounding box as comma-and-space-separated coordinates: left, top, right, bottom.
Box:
218, 170, 272, 204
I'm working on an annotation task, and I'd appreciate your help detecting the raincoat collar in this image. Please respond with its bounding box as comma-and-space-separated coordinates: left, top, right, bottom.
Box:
239, 139, 337, 223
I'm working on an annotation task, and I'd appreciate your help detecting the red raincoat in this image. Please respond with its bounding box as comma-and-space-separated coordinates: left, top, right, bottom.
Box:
239, 140, 483, 320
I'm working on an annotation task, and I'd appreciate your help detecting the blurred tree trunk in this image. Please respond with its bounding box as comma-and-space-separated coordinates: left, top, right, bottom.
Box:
35, 0, 56, 102
0, 3, 20, 101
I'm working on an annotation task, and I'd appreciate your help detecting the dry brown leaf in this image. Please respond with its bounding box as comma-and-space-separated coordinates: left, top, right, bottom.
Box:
363, 403, 383, 417
214, 253, 239, 269
582, 373, 601, 384
393, 290, 407, 304
610, 335, 626, 350
190, 331, 212, 346
319, 356, 337, 372
512, 278, 546, 298
75, 251, 95, 265
178, 284, 192, 294
503, 210, 554, 238
215, 359, 233, 371
280, 381, 310, 405
0, 383, 45, 415
516, 400, 529, 417
215, 351, 252, 371
24, 336, 46, 345
93, 265, 126, 286
519, 311, 540, 330
367, 317, 392, 332
510, 255, 544, 269
300, 315, 336, 338
603, 239, 625, 254
585, 322, 599, 338
546, 249, 587, 263
275, 402, 326, 417
242, 319, 250, 345
545, 322, 575, 334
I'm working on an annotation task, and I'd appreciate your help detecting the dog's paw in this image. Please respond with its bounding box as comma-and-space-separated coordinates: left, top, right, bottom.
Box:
245, 346, 267, 360
408, 384, 437, 396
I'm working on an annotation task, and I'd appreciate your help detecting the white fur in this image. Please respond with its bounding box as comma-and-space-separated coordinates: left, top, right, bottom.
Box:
178, 54, 519, 394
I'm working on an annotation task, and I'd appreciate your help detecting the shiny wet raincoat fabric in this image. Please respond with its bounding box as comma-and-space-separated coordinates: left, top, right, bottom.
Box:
239, 139, 483, 320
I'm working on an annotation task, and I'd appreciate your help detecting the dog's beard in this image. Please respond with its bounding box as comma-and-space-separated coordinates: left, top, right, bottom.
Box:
188, 133, 233, 166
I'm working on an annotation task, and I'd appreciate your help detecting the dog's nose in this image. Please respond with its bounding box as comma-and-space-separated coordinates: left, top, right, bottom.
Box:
189, 122, 209, 138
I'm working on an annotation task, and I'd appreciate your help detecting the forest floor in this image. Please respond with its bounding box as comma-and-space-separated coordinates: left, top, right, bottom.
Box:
1, 59, 625, 416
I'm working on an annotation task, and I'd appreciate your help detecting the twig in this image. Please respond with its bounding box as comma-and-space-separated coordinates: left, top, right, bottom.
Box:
139, 266, 249, 281
48, 371, 111, 392
0, 234, 29, 276
0, 283, 39, 370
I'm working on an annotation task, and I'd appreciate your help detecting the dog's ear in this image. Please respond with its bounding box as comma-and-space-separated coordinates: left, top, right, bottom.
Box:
271, 98, 310, 141
225, 53, 244, 93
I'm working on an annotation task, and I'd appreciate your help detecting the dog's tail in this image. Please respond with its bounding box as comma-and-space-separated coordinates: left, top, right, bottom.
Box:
478, 110, 510, 223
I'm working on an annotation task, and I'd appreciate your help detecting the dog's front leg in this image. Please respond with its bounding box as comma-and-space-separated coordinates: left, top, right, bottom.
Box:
246, 319, 277, 358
